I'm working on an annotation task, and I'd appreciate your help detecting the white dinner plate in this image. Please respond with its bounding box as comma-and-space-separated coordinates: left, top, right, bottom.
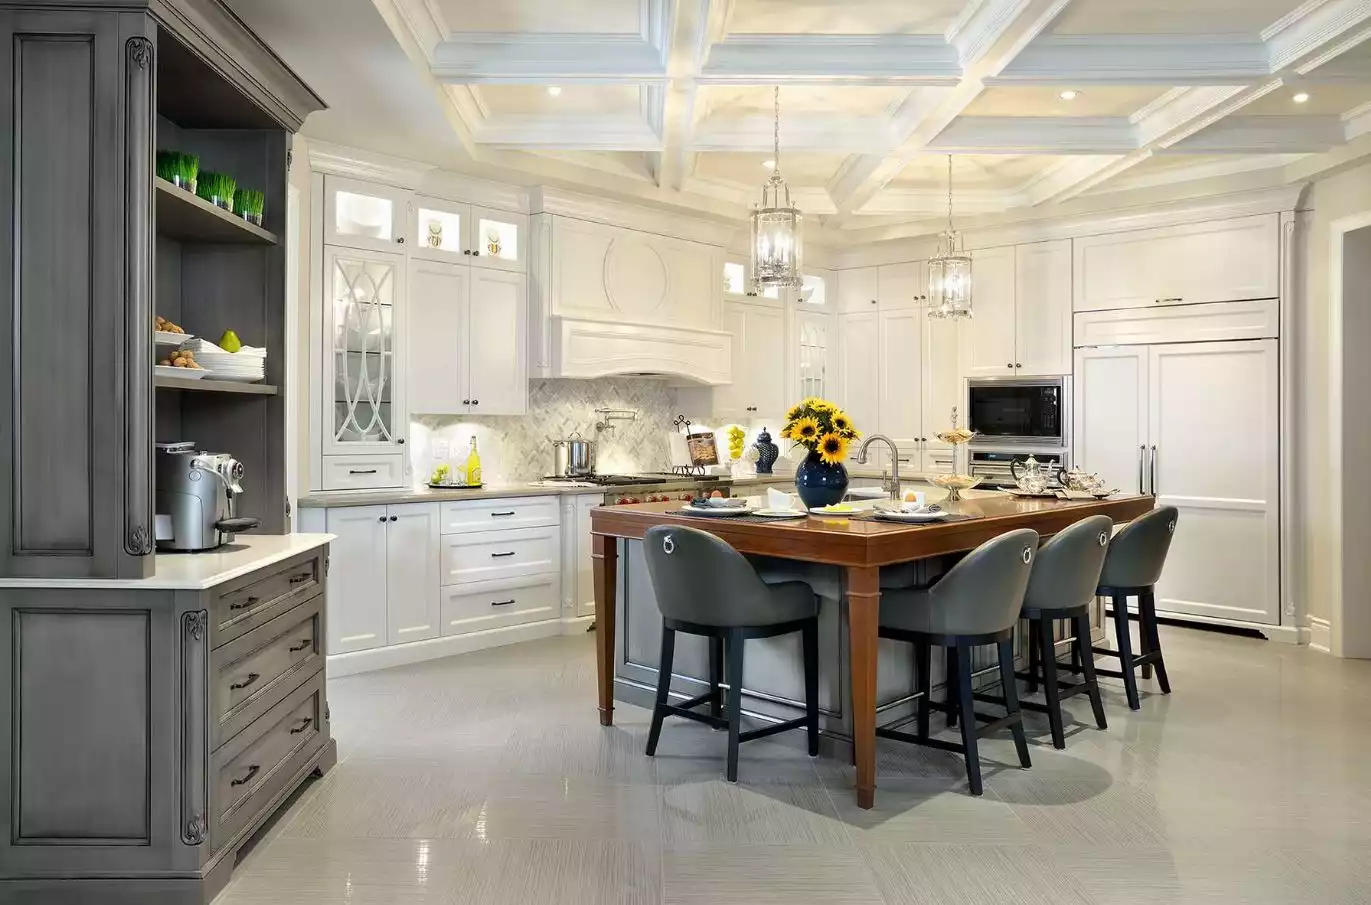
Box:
873, 509, 951, 522
678, 506, 755, 518
154, 330, 192, 346
154, 365, 205, 379
752, 508, 808, 519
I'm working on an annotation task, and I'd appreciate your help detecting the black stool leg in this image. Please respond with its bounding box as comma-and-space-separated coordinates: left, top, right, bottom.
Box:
915, 637, 932, 740
1070, 617, 1082, 674
953, 642, 983, 795
802, 618, 819, 756
998, 638, 1031, 769
1141, 588, 1171, 694
946, 645, 960, 729
1038, 619, 1066, 749
1074, 614, 1108, 730
1026, 619, 1041, 694
1111, 593, 1142, 711
646, 627, 676, 756
1138, 601, 1155, 680
708, 635, 724, 720
725, 629, 745, 783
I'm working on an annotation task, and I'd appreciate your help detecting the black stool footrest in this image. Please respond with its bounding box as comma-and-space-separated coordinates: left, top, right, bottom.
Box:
664, 704, 727, 731
738, 716, 809, 744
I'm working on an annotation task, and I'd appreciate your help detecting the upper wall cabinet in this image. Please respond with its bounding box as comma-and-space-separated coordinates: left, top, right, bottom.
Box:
1073, 214, 1280, 312
877, 261, 930, 310
963, 242, 1072, 378
837, 267, 879, 312
325, 176, 411, 252
410, 195, 527, 272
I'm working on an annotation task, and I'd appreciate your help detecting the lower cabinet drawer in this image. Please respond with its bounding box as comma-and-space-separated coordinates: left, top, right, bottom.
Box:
321, 454, 406, 490
440, 525, 559, 585
439, 496, 559, 533
210, 595, 323, 751
212, 549, 324, 647
441, 575, 560, 635
211, 671, 325, 852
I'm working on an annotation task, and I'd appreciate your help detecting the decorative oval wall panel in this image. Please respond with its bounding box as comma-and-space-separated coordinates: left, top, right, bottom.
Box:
603, 237, 668, 317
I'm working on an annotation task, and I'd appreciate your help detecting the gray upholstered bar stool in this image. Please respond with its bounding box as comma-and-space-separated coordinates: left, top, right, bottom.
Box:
1091, 506, 1178, 711
642, 525, 820, 783
877, 529, 1039, 796
1010, 515, 1114, 749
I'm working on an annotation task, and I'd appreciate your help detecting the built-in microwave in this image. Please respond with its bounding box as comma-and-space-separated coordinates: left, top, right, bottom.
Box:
967, 377, 1069, 447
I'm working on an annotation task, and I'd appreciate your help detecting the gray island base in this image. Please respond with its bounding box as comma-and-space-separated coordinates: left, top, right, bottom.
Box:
0, 535, 336, 905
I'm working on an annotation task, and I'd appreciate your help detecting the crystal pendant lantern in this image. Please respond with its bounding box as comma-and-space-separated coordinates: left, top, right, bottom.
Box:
750, 86, 803, 291
928, 155, 972, 319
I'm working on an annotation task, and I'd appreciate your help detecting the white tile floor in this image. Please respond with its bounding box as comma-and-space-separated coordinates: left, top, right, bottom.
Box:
219, 625, 1371, 904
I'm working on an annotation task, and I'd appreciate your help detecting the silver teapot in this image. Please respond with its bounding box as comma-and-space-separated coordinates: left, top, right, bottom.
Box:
1054, 465, 1109, 495
1009, 455, 1051, 494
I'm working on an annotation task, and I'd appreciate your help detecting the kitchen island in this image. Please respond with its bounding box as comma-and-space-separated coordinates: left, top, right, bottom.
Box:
591, 492, 1155, 809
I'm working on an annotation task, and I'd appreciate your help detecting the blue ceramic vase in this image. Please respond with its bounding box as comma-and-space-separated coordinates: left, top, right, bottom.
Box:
753, 428, 779, 475
795, 452, 849, 509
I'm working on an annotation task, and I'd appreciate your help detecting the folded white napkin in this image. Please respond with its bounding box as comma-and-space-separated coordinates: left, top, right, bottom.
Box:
767, 487, 796, 511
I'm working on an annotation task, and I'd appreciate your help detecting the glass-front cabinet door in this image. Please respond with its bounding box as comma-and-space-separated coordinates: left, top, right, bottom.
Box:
410, 196, 470, 261
794, 309, 834, 401
470, 205, 526, 271
324, 176, 410, 253
323, 247, 407, 454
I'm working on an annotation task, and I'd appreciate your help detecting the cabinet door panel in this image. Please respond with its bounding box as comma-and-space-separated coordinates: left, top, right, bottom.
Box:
407, 258, 469, 416
575, 496, 598, 617
964, 246, 1017, 377
717, 302, 786, 420
921, 316, 965, 450
1014, 239, 1072, 375
1148, 340, 1278, 625
837, 267, 879, 312
470, 205, 527, 272
325, 506, 390, 653
877, 261, 926, 310
324, 247, 406, 453
794, 308, 834, 404
467, 270, 528, 415
878, 309, 922, 443
1074, 347, 1148, 497
386, 503, 441, 644
837, 313, 880, 438
410, 196, 471, 261
324, 176, 409, 253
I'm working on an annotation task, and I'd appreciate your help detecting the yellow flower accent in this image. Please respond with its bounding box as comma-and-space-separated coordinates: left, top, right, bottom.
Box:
817, 431, 849, 465
810, 398, 836, 413
785, 403, 805, 422
792, 417, 821, 443
779, 423, 793, 439
831, 411, 853, 433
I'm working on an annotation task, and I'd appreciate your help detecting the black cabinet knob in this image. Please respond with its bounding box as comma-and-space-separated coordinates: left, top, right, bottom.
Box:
398, 437, 405, 445
464, 249, 472, 255
1007, 363, 1014, 368
390, 515, 398, 521
472, 250, 480, 256
472, 399, 479, 406
462, 399, 470, 405
397, 237, 405, 244
378, 516, 386, 522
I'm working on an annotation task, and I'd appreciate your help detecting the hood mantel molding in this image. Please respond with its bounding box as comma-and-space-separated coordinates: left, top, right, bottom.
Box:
550, 317, 731, 386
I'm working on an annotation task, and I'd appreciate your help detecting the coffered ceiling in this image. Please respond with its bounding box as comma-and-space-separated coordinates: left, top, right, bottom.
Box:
230, 0, 1371, 238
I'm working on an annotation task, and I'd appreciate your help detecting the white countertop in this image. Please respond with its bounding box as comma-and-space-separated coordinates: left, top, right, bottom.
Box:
0, 534, 334, 590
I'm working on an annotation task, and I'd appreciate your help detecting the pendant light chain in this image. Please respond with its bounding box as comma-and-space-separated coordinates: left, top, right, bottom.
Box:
772, 85, 782, 179
946, 154, 954, 233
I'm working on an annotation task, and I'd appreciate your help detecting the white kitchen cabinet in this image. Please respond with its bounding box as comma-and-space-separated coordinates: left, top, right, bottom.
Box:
324, 176, 410, 253
574, 494, 599, 618
1075, 340, 1279, 626
1073, 214, 1280, 312
877, 261, 929, 310
922, 316, 966, 451
384, 503, 441, 644
324, 505, 391, 654
878, 308, 923, 443
963, 245, 1018, 377
408, 196, 528, 272
837, 267, 879, 312
716, 300, 787, 420
794, 307, 835, 402
837, 312, 880, 436
322, 246, 407, 458
406, 259, 527, 416
1014, 239, 1073, 375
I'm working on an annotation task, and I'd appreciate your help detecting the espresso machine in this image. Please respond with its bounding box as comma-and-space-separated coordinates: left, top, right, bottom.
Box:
155, 442, 260, 551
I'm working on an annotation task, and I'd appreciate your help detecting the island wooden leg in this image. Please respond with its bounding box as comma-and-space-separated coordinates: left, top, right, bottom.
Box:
593, 534, 618, 726
847, 565, 880, 810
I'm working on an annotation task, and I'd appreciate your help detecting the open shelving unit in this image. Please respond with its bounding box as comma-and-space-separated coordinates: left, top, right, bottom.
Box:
154, 178, 278, 244
154, 374, 279, 395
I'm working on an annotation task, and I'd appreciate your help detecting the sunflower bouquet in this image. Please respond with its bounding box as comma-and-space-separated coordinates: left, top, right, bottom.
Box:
780, 397, 861, 465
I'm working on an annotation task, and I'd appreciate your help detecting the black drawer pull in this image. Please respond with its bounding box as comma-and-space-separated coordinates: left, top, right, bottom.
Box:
491, 551, 516, 558
230, 764, 261, 787
289, 572, 312, 585
229, 595, 260, 611
490, 511, 516, 517
348, 468, 378, 475
289, 717, 313, 735
230, 672, 261, 691
491, 599, 516, 607
288, 639, 311, 653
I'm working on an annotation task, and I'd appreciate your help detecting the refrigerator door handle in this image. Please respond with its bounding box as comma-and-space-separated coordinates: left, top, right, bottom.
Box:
1150, 445, 1158, 497
1138, 445, 1146, 494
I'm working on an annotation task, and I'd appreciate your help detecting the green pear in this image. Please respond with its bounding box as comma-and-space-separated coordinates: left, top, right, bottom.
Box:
219, 329, 242, 353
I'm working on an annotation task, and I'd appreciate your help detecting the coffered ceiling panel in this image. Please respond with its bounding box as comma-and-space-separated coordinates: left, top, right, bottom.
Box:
964, 86, 1171, 118
891, 155, 1058, 190
694, 151, 848, 187
1051, 0, 1303, 35
478, 84, 644, 116
727, 0, 967, 36
432, 0, 644, 34
699, 85, 910, 118
1241, 84, 1371, 116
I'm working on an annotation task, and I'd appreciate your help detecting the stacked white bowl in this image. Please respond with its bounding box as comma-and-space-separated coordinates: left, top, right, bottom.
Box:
187, 338, 266, 382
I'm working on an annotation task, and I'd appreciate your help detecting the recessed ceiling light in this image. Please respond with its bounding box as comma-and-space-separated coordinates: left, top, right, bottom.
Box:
762, 159, 776, 169
1058, 89, 1080, 101
1293, 91, 1311, 104
547, 86, 562, 97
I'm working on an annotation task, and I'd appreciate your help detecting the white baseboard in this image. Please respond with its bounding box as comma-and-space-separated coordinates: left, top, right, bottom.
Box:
1142, 607, 1302, 643
1308, 616, 1332, 653
327, 619, 565, 678
560, 615, 595, 633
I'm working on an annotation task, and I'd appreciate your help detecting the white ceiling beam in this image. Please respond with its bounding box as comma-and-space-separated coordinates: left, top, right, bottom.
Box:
473, 115, 664, 150
1015, 155, 1134, 206
827, 0, 1073, 221
927, 116, 1136, 153
1265, 0, 1371, 74
1345, 101, 1371, 140
699, 35, 961, 85
990, 35, 1270, 85
692, 116, 896, 152
651, 0, 720, 191
1163, 114, 1347, 153
429, 36, 667, 82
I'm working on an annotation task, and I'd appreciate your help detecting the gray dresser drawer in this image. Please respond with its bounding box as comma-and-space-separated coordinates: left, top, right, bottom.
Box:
212, 549, 324, 647
211, 671, 325, 852
210, 594, 323, 751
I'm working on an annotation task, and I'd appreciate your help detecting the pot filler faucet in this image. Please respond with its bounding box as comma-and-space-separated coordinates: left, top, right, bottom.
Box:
856, 434, 901, 501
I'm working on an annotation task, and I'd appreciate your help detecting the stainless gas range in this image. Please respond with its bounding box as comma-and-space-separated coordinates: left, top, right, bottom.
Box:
534, 473, 733, 506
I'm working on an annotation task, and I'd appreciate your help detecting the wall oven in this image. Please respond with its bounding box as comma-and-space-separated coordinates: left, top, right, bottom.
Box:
967, 377, 1069, 448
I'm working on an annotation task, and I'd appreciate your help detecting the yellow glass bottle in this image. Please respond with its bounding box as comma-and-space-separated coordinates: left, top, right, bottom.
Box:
464, 437, 482, 486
